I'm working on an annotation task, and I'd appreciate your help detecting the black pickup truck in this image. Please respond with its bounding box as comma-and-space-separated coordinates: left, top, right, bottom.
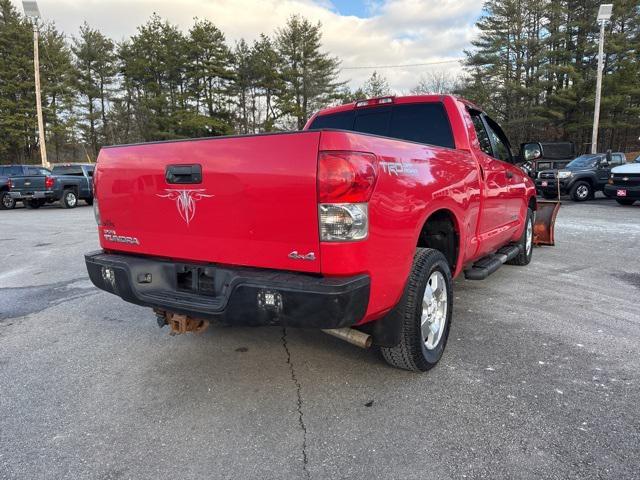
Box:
535, 152, 627, 201
0, 164, 52, 209
9, 163, 94, 209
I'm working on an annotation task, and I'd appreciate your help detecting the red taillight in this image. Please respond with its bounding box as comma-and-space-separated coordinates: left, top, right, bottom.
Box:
7, 179, 12, 189
318, 151, 378, 203
45, 176, 54, 189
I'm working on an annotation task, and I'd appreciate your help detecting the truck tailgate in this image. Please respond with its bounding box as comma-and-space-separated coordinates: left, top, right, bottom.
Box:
95, 131, 322, 273
10, 176, 46, 193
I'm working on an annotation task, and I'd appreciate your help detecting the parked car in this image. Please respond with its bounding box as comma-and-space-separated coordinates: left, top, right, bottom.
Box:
9, 163, 94, 209
534, 152, 626, 201
605, 156, 640, 205
0, 165, 51, 209
85, 94, 537, 372
520, 141, 576, 178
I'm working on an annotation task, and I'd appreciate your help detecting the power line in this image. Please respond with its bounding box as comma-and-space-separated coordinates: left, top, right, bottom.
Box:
341, 59, 463, 70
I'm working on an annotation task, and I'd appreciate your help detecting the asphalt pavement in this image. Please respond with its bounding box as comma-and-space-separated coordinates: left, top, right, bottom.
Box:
1, 197, 639, 479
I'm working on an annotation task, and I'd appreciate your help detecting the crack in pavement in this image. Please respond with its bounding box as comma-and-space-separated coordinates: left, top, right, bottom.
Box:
281, 327, 310, 480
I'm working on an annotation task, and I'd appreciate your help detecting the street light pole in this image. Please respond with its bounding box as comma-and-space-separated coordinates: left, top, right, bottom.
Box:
22, 1, 48, 168
32, 23, 48, 168
591, 4, 613, 155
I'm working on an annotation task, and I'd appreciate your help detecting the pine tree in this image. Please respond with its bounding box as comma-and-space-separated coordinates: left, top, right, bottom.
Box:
362, 71, 391, 97
0, 0, 37, 162
275, 15, 343, 129
72, 22, 116, 158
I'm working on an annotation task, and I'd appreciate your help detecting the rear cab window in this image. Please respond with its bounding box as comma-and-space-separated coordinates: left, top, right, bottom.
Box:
308, 102, 455, 149
52, 166, 85, 176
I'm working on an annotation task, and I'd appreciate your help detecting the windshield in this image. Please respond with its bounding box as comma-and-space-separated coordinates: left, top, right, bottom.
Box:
566, 155, 601, 169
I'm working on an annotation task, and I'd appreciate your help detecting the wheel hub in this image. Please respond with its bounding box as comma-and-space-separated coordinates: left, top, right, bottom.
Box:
421, 271, 448, 350
577, 185, 588, 199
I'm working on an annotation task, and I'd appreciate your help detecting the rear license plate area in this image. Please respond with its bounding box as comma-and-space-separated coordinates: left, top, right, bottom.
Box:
176, 265, 216, 295
617, 189, 627, 197
541, 181, 548, 187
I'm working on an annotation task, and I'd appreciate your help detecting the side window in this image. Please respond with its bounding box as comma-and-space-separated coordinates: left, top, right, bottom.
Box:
26, 167, 49, 175
611, 154, 624, 166
469, 111, 492, 156
484, 117, 513, 163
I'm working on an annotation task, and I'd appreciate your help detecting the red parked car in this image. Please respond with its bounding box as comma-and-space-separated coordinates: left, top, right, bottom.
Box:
85, 95, 537, 372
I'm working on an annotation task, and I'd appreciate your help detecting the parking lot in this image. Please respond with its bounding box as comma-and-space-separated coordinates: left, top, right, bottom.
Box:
1, 198, 639, 479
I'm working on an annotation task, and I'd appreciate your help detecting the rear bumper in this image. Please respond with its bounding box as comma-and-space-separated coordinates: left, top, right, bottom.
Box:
604, 184, 640, 199
9, 190, 58, 200
85, 250, 370, 328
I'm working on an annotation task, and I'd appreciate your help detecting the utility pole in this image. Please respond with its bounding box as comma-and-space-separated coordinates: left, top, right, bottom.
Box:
22, 1, 49, 168
591, 4, 613, 155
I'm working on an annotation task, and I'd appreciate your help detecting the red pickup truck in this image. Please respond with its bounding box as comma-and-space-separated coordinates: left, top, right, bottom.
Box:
85, 95, 536, 372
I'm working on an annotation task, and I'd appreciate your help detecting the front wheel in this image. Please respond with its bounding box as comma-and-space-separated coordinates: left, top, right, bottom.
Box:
616, 199, 636, 206
0, 191, 15, 210
570, 181, 592, 202
507, 208, 533, 266
380, 248, 453, 372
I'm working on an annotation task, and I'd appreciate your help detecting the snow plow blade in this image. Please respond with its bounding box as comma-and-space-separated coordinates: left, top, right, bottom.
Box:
533, 200, 560, 246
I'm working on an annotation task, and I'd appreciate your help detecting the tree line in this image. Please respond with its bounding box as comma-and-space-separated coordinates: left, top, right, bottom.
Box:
0, 0, 638, 165
460, 0, 640, 153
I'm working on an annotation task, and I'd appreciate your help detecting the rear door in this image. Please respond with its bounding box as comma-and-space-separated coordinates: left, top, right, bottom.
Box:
482, 115, 526, 226
95, 132, 322, 273
468, 110, 511, 247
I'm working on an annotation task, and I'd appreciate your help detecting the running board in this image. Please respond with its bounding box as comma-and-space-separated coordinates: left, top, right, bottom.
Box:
464, 245, 522, 280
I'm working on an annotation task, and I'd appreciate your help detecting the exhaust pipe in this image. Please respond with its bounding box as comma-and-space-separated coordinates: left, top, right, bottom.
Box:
322, 328, 372, 349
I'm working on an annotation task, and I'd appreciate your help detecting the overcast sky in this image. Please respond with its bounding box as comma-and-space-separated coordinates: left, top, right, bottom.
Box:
13, 0, 483, 92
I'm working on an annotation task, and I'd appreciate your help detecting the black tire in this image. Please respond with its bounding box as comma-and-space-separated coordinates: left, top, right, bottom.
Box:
380, 248, 453, 372
0, 191, 15, 210
25, 199, 41, 209
570, 181, 592, 202
541, 192, 557, 200
616, 199, 636, 206
61, 189, 78, 209
85, 197, 94, 206
507, 208, 534, 266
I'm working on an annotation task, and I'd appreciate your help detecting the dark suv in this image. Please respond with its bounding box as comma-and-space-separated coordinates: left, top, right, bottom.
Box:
535, 152, 627, 201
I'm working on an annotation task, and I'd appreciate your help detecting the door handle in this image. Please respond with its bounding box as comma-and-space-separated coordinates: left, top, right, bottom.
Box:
165, 164, 202, 184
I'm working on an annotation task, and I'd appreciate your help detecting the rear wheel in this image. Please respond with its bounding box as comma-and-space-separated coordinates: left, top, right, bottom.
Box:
62, 189, 78, 209
570, 181, 592, 202
0, 191, 15, 210
616, 199, 636, 206
380, 248, 453, 372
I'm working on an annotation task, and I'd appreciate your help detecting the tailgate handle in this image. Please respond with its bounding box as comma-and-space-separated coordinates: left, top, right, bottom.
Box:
165, 164, 202, 184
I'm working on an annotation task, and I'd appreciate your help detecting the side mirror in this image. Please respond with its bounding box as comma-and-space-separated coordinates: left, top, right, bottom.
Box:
522, 142, 543, 162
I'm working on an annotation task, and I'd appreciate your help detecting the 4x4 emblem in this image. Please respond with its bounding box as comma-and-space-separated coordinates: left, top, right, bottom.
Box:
157, 189, 213, 225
